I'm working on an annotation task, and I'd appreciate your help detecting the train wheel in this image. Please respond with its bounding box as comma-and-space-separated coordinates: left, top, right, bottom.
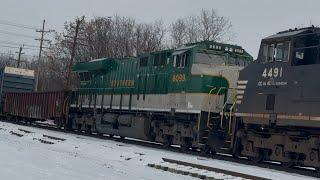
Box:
281, 161, 295, 168
163, 135, 173, 148
85, 126, 92, 134
181, 138, 191, 151
97, 132, 103, 136
282, 153, 298, 168
233, 147, 242, 158
201, 145, 211, 154
191, 147, 198, 152
249, 154, 264, 163
77, 124, 82, 133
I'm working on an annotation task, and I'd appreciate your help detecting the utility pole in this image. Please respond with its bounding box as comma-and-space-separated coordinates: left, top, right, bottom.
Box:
66, 18, 83, 90
15, 45, 24, 68
35, 19, 53, 92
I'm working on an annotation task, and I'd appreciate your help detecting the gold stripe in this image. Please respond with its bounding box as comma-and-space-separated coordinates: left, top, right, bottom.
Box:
310, 116, 320, 121
235, 113, 270, 118
236, 113, 320, 121
277, 115, 309, 120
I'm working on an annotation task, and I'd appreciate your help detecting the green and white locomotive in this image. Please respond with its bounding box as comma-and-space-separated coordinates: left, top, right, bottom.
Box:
70, 41, 253, 152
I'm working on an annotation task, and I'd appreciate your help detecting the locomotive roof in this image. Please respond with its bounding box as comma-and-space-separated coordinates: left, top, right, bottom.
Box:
263, 26, 320, 41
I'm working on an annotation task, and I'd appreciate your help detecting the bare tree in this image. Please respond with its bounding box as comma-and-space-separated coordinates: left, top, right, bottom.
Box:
37, 9, 233, 91
135, 20, 166, 54
198, 9, 233, 42
39, 15, 168, 91
170, 9, 233, 48
170, 18, 187, 48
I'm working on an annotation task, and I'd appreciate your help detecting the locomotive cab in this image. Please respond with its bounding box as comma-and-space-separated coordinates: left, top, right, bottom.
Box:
235, 27, 320, 169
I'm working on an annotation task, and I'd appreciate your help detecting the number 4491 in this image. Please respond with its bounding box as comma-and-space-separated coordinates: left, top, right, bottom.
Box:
262, 67, 283, 78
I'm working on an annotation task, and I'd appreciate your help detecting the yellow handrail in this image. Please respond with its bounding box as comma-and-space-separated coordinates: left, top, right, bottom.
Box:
220, 90, 237, 129
207, 87, 224, 129
200, 87, 216, 108
197, 87, 216, 131
228, 99, 237, 135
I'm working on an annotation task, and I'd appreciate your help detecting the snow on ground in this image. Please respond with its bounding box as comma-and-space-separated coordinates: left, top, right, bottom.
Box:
0, 121, 316, 180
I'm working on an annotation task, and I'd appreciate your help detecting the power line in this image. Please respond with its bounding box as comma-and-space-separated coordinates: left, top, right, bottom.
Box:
0, 19, 37, 30
0, 41, 50, 50
0, 44, 39, 51
0, 52, 36, 57
0, 44, 22, 49
0, 40, 38, 48
0, 29, 37, 39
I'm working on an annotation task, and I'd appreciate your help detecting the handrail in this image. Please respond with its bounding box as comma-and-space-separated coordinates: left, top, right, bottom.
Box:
220, 90, 237, 129
197, 87, 216, 131
228, 99, 237, 135
206, 87, 224, 129
200, 87, 216, 108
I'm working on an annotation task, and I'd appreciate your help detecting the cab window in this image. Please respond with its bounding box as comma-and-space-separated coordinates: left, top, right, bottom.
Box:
173, 53, 188, 68
259, 42, 290, 63
79, 72, 91, 81
140, 57, 148, 67
293, 34, 319, 66
260, 45, 268, 62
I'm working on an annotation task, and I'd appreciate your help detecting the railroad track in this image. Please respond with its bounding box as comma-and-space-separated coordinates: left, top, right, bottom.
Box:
148, 158, 269, 180
2, 119, 319, 179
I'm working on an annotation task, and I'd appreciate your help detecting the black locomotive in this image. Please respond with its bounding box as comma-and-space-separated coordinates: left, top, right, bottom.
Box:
235, 26, 320, 169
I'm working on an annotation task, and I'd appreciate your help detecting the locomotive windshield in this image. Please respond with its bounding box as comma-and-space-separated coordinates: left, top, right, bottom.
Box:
259, 41, 290, 63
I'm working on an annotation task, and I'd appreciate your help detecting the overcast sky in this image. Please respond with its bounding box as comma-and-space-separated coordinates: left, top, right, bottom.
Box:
0, 0, 319, 58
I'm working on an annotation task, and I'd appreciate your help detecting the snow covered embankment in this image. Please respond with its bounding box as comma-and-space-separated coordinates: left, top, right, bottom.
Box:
0, 122, 316, 180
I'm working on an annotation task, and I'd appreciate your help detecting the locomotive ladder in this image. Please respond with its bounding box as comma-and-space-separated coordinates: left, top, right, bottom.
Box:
197, 86, 216, 131
206, 87, 224, 130
197, 86, 224, 147
219, 89, 237, 135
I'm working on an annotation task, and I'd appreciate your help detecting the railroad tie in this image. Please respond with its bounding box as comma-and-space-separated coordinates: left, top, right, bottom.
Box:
10, 131, 23, 137
147, 163, 215, 180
